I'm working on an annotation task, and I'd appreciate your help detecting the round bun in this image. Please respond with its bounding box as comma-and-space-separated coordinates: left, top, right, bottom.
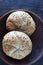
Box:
2, 31, 32, 60
6, 11, 36, 36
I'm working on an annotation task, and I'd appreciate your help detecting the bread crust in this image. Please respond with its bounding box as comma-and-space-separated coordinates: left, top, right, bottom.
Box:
2, 31, 32, 60
6, 11, 36, 36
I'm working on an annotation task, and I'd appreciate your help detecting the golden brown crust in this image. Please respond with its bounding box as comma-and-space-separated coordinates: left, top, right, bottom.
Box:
6, 19, 18, 31
6, 11, 36, 36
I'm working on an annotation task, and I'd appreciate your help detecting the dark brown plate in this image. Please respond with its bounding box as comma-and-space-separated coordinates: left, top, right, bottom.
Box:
0, 9, 43, 65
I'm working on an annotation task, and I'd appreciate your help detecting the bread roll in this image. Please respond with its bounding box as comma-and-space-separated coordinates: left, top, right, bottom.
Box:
6, 11, 36, 36
2, 31, 32, 60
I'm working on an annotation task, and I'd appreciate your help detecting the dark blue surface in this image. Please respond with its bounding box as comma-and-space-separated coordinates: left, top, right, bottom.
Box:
0, 0, 43, 19
0, 0, 43, 65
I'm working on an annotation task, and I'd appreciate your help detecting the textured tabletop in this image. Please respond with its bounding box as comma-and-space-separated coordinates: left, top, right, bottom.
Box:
0, 0, 43, 65
0, 0, 43, 20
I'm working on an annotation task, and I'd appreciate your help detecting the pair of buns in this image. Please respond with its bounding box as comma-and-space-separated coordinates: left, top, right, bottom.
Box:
2, 11, 36, 60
